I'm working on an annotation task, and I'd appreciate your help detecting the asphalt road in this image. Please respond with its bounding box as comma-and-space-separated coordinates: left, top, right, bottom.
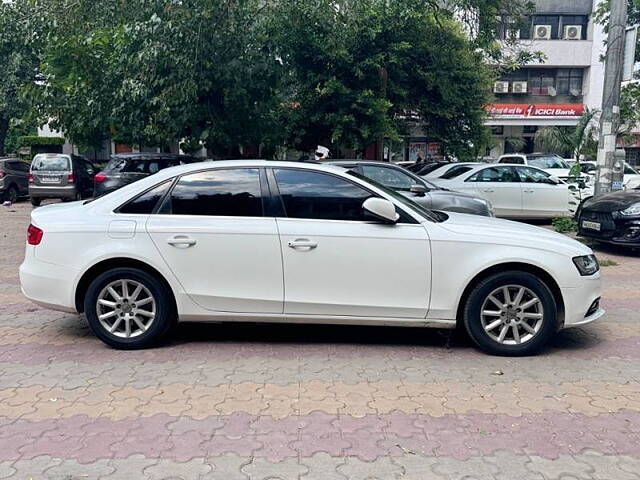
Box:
1, 200, 640, 479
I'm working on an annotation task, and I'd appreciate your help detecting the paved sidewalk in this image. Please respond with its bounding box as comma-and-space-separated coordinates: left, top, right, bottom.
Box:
1, 202, 640, 479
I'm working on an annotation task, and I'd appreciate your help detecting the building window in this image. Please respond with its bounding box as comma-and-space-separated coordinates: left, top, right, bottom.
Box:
499, 15, 588, 40
556, 69, 583, 96
529, 69, 556, 95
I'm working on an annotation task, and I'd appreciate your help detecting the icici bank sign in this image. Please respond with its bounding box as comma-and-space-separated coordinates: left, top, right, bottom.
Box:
486, 104, 585, 118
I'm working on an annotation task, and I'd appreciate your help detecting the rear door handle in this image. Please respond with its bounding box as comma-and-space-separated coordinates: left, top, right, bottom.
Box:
524, 189, 535, 193
288, 238, 318, 251
167, 235, 197, 247
483, 189, 495, 193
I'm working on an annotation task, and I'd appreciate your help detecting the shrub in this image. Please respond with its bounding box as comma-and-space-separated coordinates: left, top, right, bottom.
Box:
552, 217, 578, 233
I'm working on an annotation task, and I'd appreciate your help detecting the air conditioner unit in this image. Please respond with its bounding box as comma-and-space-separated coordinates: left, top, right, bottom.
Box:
512, 81, 528, 94
534, 25, 552, 40
493, 81, 510, 94
505, 28, 521, 40
564, 25, 582, 40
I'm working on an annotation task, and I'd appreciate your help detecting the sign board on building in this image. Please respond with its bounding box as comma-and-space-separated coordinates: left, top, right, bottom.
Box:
623, 26, 638, 81
486, 104, 585, 118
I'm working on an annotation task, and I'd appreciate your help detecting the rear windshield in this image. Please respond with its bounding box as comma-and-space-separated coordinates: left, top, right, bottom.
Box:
440, 165, 473, 179
31, 155, 71, 171
527, 155, 568, 169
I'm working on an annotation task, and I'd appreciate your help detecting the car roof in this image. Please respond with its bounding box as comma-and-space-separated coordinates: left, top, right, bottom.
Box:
110, 153, 195, 160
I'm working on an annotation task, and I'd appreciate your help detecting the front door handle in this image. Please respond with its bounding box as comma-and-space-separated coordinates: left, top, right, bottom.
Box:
524, 189, 535, 193
483, 189, 495, 193
167, 235, 197, 247
288, 238, 318, 251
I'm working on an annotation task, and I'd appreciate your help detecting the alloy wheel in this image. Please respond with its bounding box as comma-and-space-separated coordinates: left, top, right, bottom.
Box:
480, 285, 544, 345
96, 279, 156, 338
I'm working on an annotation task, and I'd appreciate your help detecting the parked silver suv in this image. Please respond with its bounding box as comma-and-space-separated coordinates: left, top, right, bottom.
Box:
29, 153, 95, 206
0, 158, 30, 203
328, 161, 494, 216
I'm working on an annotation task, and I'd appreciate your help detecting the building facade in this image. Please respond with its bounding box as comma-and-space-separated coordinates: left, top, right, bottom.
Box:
485, 0, 606, 158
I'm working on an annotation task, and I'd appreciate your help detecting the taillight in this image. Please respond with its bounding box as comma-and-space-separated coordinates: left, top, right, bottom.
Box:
28, 173, 34, 184
0, 170, 5, 179
27, 224, 43, 245
67, 173, 75, 183
94, 173, 106, 183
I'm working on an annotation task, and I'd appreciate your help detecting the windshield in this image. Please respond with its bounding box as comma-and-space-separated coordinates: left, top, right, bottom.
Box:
31, 154, 71, 172
527, 155, 569, 169
348, 171, 447, 223
440, 165, 474, 179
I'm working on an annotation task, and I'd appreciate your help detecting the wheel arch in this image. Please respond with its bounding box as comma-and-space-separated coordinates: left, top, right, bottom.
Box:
75, 257, 177, 313
455, 262, 565, 328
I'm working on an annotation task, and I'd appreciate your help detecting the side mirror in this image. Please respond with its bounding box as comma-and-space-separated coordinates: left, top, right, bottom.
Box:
363, 198, 399, 224
410, 184, 427, 196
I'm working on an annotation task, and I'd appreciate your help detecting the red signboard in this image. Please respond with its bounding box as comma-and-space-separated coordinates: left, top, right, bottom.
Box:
486, 104, 585, 118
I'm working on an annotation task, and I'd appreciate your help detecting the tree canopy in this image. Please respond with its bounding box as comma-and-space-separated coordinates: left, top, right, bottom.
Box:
14, 0, 534, 158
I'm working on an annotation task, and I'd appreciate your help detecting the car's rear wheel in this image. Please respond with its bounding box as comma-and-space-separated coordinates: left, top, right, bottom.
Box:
4, 185, 18, 203
84, 268, 175, 349
463, 271, 557, 356
30, 197, 41, 207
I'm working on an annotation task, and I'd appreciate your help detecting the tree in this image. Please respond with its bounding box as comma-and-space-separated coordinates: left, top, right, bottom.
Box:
534, 108, 599, 168
270, 0, 497, 159
0, 0, 40, 156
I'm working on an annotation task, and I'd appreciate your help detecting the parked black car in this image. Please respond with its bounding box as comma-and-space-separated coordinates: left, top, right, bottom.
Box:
94, 153, 200, 197
29, 154, 96, 206
328, 160, 494, 216
0, 158, 30, 203
577, 188, 640, 246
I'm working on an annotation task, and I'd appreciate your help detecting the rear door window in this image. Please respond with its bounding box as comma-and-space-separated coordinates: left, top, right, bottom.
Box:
164, 168, 263, 217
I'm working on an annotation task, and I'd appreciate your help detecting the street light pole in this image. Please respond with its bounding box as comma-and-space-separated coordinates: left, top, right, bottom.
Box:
595, 0, 628, 195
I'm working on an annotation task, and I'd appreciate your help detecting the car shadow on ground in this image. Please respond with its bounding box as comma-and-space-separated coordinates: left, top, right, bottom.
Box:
56, 313, 607, 355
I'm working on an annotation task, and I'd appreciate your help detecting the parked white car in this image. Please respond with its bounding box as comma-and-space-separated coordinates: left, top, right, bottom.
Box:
430, 163, 572, 219
571, 160, 640, 190
497, 153, 591, 184
20, 161, 603, 356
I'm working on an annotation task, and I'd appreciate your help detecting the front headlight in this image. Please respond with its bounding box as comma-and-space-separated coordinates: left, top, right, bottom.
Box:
620, 202, 640, 216
573, 254, 599, 276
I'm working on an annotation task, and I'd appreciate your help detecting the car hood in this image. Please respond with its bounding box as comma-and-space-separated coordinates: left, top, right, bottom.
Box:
581, 189, 640, 212
436, 212, 591, 255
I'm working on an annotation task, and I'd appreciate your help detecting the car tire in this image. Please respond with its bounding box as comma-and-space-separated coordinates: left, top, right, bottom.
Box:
463, 271, 557, 356
84, 268, 176, 350
4, 185, 18, 203
30, 197, 41, 207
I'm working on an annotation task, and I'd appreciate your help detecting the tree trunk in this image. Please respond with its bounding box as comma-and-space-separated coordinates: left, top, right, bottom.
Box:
376, 66, 388, 162
0, 115, 9, 157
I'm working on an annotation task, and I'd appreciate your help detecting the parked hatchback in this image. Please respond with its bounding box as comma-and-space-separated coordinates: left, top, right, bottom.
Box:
329, 160, 494, 217
0, 158, 30, 203
29, 154, 95, 206
94, 153, 199, 197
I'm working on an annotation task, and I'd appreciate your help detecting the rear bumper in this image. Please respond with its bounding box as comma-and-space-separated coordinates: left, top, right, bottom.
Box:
560, 272, 604, 328
29, 185, 78, 199
19, 248, 78, 313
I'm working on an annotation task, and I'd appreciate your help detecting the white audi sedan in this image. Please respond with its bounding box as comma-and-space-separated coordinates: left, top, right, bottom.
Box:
430, 163, 572, 219
20, 160, 604, 355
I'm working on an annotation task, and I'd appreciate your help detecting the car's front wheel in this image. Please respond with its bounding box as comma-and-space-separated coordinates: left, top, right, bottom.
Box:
463, 271, 557, 356
84, 268, 175, 349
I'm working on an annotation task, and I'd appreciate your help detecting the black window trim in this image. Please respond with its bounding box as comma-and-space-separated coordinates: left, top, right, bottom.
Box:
268, 166, 420, 224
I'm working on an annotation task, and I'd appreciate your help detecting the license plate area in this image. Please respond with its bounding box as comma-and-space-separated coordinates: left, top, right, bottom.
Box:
40, 175, 61, 184
582, 220, 601, 231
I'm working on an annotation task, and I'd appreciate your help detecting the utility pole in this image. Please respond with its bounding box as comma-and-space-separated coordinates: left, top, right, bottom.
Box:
595, 0, 628, 195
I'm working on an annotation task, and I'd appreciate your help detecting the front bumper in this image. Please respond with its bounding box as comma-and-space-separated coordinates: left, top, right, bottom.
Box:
29, 185, 78, 200
560, 272, 604, 328
578, 211, 640, 246
19, 247, 79, 313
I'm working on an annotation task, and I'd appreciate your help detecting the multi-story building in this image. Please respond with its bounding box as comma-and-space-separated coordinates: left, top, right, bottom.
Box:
485, 0, 606, 158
